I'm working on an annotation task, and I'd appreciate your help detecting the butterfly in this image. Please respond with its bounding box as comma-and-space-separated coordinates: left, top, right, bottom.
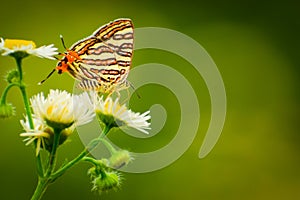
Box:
40, 18, 134, 94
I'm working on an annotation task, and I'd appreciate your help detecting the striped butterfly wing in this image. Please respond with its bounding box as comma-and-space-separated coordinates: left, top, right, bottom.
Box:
69, 19, 133, 93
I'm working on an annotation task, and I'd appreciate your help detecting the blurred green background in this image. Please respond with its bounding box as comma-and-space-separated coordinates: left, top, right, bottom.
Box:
1, 0, 299, 199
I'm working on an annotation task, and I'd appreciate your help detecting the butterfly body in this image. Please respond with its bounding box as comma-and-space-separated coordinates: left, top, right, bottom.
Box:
56, 19, 134, 94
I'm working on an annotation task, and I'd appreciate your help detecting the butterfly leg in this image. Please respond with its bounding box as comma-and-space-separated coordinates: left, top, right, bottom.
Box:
127, 80, 141, 99
120, 87, 131, 104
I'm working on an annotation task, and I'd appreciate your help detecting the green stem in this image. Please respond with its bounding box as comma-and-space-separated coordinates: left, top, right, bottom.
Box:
15, 57, 23, 81
30, 178, 49, 200
46, 129, 61, 176
82, 157, 107, 176
52, 148, 89, 180
16, 57, 33, 128
51, 126, 110, 180
82, 157, 100, 165
13, 56, 45, 199
0, 83, 19, 105
99, 138, 117, 154
30, 128, 61, 200
30, 126, 110, 200
14, 57, 44, 177
19, 85, 34, 128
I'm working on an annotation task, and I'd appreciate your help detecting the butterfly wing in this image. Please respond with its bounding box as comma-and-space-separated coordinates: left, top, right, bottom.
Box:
69, 19, 134, 93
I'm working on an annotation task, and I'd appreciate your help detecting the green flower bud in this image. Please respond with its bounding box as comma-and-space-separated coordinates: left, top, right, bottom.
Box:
109, 150, 132, 169
6, 69, 20, 83
88, 162, 121, 193
0, 103, 15, 119
91, 170, 121, 193
60, 126, 75, 137
42, 126, 75, 152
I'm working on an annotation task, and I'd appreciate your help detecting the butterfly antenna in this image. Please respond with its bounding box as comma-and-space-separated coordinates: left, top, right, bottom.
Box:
38, 69, 56, 85
128, 81, 141, 99
60, 34, 68, 50
53, 55, 60, 60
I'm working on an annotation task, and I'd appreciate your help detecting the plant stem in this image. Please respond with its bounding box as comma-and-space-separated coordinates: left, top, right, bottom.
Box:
51, 126, 110, 180
30, 126, 110, 200
30, 178, 48, 200
99, 137, 117, 154
46, 129, 61, 176
82, 156, 100, 165
30, 128, 61, 200
15, 57, 23, 81
15, 57, 33, 127
0, 83, 19, 105
13, 57, 47, 199
14, 57, 44, 177
52, 147, 90, 180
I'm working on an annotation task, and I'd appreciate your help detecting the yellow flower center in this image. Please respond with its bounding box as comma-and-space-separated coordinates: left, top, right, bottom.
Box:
103, 99, 123, 115
103, 101, 111, 114
47, 105, 54, 116
4, 39, 36, 49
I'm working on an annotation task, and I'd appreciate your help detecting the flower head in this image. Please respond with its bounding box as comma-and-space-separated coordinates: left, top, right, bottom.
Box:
31, 90, 95, 130
20, 116, 52, 155
0, 38, 58, 59
92, 93, 151, 134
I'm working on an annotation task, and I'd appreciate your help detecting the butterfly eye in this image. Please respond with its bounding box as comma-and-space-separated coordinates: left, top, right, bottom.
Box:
63, 57, 68, 62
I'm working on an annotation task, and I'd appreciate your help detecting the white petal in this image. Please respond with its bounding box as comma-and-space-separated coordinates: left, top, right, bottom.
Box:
28, 44, 58, 59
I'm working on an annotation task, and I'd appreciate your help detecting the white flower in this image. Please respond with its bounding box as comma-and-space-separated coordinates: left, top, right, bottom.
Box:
31, 90, 95, 129
20, 116, 51, 155
0, 38, 58, 59
92, 92, 151, 134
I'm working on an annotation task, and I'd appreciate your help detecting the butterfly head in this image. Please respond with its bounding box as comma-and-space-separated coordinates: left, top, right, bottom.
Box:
56, 50, 82, 74
38, 50, 82, 85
